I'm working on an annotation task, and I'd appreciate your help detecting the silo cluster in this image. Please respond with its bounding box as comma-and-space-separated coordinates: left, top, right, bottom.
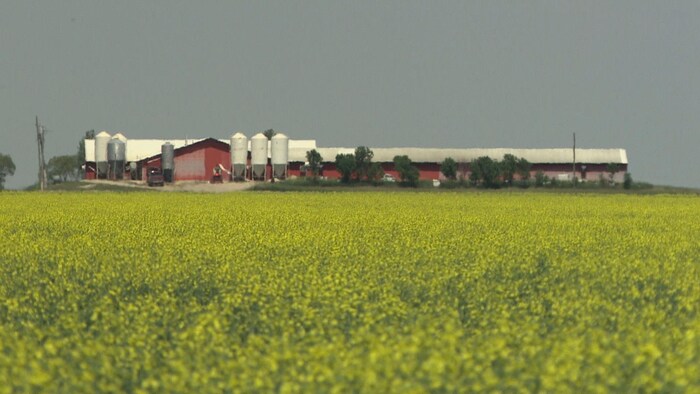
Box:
230, 132, 290, 181
89, 130, 291, 183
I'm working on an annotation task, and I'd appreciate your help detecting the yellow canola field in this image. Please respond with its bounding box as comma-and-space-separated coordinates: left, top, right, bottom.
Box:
0, 192, 699, 392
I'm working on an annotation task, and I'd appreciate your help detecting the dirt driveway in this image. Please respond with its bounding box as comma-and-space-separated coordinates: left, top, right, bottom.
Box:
82, 180, 256, 193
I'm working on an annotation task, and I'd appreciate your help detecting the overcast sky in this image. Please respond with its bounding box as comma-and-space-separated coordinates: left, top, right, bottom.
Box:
1, 1, 699, 189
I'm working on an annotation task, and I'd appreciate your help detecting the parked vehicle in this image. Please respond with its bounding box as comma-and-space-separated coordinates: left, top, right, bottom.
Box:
147, 167, 165, 187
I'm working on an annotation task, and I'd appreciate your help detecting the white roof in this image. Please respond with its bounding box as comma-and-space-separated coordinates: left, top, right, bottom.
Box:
315, 147, 628, 164
85, 138, 317, 162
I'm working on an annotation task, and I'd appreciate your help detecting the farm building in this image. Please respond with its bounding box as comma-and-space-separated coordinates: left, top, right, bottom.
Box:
83, 132, 316, 182
83, 131, 628, 183
308, 147, 628, 183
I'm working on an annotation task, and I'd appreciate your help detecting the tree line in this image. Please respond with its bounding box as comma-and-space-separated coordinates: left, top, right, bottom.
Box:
0, 131, 93, 190
304, 146, 422, 186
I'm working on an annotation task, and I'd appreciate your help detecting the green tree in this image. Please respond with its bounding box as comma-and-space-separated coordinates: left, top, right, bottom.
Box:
305, 149, 323, 180
0, 153, 16, 190
534, 170, 546, 187
48, 155, 80, 182
263, 129, 277, 140
335, 153, 356, 183
501, 154, 518, 186
393, 155, 419, 187
354, 146, 374, 181
367, 162, 384, 185
440, 157, 457, 180
623, 173, 633, 190
471, 156, 500, 188
516, 157, 532, 180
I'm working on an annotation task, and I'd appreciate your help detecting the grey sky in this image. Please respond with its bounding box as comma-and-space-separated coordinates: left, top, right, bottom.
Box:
1, 1, 698, 189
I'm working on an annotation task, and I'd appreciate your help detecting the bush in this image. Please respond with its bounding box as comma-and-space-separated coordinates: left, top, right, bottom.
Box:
439, 180, 461, 189
623, 173, 633, 190
534, 171, 546, 187
515, 180, 531, 189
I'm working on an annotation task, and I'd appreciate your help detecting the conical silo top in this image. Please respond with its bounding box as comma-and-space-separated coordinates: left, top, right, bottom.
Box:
271, 133, 288, 140
231, 132, 247, 139
251, 132, 267, 140
112, 132, 127, 142
96, 131, 111, 138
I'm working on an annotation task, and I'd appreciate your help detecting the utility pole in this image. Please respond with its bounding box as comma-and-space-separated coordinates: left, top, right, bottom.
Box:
35, 116, 47, 191
572, 132, 576, 187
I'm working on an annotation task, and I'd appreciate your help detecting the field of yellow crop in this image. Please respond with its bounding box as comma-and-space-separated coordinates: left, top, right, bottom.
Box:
0, 191, 699, 392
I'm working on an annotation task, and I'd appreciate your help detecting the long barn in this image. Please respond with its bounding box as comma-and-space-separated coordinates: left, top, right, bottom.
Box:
309, 147, 628, 183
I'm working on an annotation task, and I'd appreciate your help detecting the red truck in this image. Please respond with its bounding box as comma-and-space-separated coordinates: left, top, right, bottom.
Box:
147, 167, 165, 187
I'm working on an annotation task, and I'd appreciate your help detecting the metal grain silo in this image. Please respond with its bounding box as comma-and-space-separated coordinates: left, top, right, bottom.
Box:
250, 133, 268, 180
161, 142, 175, 183
107, 138, 126, 180
230, 132, 248, 181
95, 131, 111, 179
271, 133, 289, 179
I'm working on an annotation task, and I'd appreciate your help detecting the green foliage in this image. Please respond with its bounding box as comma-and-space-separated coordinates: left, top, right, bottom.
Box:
500, 154, 518, 186
624, 173, 633, 190
393, 155, 419, 186
263, 129, 277, 140
0, 152, 16, 190
367, 163, 384, 185
534, 171, 546, 187
305, 149, 323, 179
48, 155, 80, 182
470, 156, 501, 188
354, 146, 374, 181
335, 153, 356, 183
516, 158, 532, 180
440, 157, 458, 180
515, 179, 531, 189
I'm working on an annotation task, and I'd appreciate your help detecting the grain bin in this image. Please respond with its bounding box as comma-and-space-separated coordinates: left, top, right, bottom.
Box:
271, 133, 289, 179
230, 132, 247, 180
161, 142, 175, 183
95, 131, 111, 179
250, 133, 268, 180
107, 138, 126, 180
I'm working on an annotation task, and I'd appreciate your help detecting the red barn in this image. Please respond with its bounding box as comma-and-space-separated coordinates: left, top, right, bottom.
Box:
138, 138, 233, 182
